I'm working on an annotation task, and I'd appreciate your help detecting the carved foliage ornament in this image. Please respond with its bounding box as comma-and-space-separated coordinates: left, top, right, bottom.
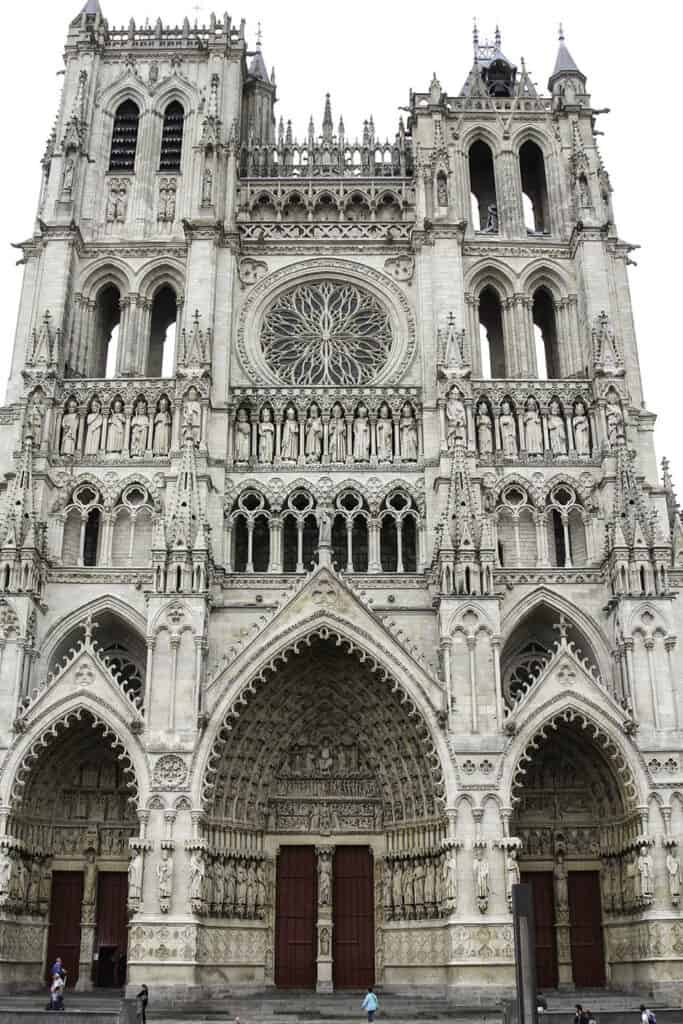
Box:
260, 281, 393, 387
153, 754, 188, 790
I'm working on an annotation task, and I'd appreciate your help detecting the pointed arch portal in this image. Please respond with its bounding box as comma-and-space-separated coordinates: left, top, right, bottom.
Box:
2, 710, 140, 989
201, 634, 447, 989
511, 708, 641, 990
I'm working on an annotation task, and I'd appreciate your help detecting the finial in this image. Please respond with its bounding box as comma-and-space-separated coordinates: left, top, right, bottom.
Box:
494, 24, 501, 48
472, 17, 479, 53
256, 20, 262, 48
558, 22, 565, 42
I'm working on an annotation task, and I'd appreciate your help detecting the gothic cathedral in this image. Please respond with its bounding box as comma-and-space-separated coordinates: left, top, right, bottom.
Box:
0, 1, 681, 1002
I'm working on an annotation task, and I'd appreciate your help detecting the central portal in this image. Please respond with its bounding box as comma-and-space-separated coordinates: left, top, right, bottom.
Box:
274, 845, 375, 990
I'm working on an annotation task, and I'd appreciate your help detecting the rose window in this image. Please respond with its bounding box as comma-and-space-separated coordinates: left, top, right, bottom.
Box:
260, 281, 393, 386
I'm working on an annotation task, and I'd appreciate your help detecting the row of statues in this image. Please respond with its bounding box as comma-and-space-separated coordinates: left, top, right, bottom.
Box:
234, 401, 419, 465
446, 388, 625, 457
0, 848, 51, 914
188, 850, 271, 919
382, 848, 459, 920
59, 389, 203, 457
600, 845, 680, 911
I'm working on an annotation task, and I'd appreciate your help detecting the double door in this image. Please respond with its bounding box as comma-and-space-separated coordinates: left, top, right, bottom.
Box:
523, 869, 605, 989
274, 846, 374, 989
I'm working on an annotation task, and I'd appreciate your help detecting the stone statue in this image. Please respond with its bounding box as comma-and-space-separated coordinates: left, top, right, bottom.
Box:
382, 862, 393, 918
319, 926, 330, 956
106, 398, 125, 453
189, 850, 206, 904
84, 398, 103, 455
572, 400, 591, 456
130, 399, 150, 456
499, 401, 518, 458
281, 405, 299, 461
202, 167, 213, 204
523, 397, 543, 455
258, 407, 275, 463
485, 203, 498, 232
473, 848, 490, 911
476, 401, 493, 455
437, 174, 448, 207
553, 851, 569, 918
548, 399, 567, 454
376, 403, 393, 462
423, 858, 436, 916
156, 848, 173, 910
391, 861, 403, 919
329, 404, 347, 462
442, 850, 457, 909
637, 845, 654, 900
353, 404, 370, 461
60, 399, 80, 456
318, 853, 332, 906
236, 861, 248, 912
446, 388, 467, 448
400, 402, 418, 461
606, 399, 624, 448
83, 850, 97, 905
128, 850, 144, 905
62, 157, 75, 193
153, 396, 172, 456
413, 857, 426, 913
305, 404, 323, 463
182, 387, 202, 446
234, 408, 251, 463
666, 850, 681, 904
402, 860, 415, 914
506, 848, 520, 904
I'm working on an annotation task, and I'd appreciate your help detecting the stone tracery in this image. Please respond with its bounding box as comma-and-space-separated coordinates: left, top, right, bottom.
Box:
260, 281, 393, 387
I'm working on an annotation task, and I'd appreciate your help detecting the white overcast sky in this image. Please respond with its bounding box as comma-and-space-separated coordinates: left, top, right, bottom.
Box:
1, 1, 681, 487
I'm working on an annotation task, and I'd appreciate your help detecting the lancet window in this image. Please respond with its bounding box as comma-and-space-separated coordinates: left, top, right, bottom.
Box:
379, 491, 419, 573
331, 491, 369, 572
282, 490, 319, 573
230, 490, 271, 573
111, 484, 155, 567
478, 286, 506, 378
532, 287, 560, 379
62, 484, 104, 567
494, 481, 588, 569
92, 284, 121, 379
159, 101, 184, 172
109, 100, 140, 173
147, 285, 178, 377
520, 140, 549, 234
469, 141, 498, 232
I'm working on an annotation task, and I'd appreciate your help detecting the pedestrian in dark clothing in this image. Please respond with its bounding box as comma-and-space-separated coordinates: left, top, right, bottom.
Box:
135, 984, 149, 1024
574, 1006, 589, 1024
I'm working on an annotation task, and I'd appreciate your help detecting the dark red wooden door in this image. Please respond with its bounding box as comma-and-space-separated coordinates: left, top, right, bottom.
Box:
333, 846, 375, 989
45, 871, 83, 986
521, 871, 558, 989
569, 871, 605, 987
95, 872, 129, 987
275, 846, 317, 989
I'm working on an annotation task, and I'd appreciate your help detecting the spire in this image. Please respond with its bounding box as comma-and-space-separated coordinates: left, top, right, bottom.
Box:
548, 23, 586, 91
248, 25, 270, 84
72, 0, 102, 21
322, 93, 333, 142
168, 434, 204, 552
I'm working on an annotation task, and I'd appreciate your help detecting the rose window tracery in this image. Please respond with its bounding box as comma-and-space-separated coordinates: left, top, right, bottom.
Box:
259, 281, 393, 386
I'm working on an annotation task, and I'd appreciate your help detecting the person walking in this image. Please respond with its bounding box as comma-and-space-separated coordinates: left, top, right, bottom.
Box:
361, 987, 379, 1023
135, 985, 148, 1024
48, 972, 65, 1011
639, 1005, 656, 1024
574, 1006, 588, 1024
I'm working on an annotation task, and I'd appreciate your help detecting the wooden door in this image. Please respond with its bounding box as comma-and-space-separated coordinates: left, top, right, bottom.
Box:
95, 873, 129, 987
521, 871, 557, 989
568, 871, 605, 987
45, 871, 84, 986
275, 846, 317, 989
333, 847, 375, 989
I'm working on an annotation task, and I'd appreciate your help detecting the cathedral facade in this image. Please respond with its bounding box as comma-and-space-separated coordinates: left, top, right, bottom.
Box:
0, 1, 681, 1002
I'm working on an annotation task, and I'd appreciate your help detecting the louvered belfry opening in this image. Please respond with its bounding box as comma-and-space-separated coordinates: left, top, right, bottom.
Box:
109, 100, 140, 172
159, 101, 184, 172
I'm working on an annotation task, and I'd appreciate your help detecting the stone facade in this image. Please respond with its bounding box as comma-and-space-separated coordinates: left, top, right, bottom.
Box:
0, 4, 681, 1002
